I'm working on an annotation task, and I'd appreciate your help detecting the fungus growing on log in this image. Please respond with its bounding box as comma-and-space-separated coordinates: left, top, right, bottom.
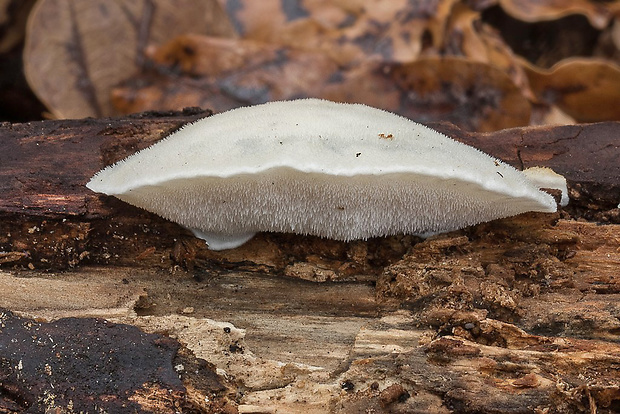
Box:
87, 99, 557, 250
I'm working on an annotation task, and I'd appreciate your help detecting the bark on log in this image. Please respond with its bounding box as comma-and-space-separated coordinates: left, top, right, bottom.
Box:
0, 112, 619, 413
1, 114, 618, 270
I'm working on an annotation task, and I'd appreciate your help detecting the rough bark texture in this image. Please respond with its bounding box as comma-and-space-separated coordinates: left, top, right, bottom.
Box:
0, 112, 619, 413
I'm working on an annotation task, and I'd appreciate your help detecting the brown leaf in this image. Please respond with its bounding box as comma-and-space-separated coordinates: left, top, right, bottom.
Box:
149, 34, 276, 77
221, 0, 405, 39
446, 3, 534, 99
217, 0, 377, 67
268, 18, 370, 67
498, 0, 612, 30
324, 57, 531, 131
523, 57, 620, 122
116, 51, 530, 131
24, 0, 234, 119
112, 35, 340, 114
220, 0, 459, 66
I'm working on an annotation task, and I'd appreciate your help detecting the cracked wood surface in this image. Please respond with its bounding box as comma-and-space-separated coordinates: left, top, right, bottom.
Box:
0, 112, 619, 413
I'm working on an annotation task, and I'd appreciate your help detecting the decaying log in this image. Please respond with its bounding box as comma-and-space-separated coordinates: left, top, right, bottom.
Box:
0, 113, 618, 270
0, 112, 619, 413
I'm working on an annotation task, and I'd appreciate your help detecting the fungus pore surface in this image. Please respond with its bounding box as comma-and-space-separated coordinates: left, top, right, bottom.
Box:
87, 99, 557, 250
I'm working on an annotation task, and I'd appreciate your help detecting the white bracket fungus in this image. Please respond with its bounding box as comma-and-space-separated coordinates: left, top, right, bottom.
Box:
87, 99, 559, 250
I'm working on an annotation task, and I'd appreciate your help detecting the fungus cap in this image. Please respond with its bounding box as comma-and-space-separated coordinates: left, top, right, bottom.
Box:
87, 99, 557, 250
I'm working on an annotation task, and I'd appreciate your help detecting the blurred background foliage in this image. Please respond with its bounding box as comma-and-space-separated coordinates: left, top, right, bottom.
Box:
1, 0, 619, 131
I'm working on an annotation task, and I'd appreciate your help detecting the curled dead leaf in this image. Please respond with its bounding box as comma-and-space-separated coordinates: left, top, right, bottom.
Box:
24, 0, 234, 119
498, 0, 612, 30
447, 3, 534, 99
482, 3, 605, 69
149, 35, 276, 77
523, 58, 620, 122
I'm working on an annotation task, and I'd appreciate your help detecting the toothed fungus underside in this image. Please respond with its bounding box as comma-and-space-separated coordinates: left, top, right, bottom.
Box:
87, 99, 557, 250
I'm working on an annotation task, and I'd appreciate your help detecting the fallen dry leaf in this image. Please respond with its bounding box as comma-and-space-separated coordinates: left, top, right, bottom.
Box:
24, 0, 234, 119
323, 57, 531, 131
481, 2, 607, 68
113, 34, 340, 114
116, 45, 531, 131
393, 57, 531, 131
149, 34, 279, 77
218, 0, 460, 66
523, 57, 620, 122
24, 0, 620, 128
498, 0, 612, 29
218, 0, 407, 39
446, 3, 534, 99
